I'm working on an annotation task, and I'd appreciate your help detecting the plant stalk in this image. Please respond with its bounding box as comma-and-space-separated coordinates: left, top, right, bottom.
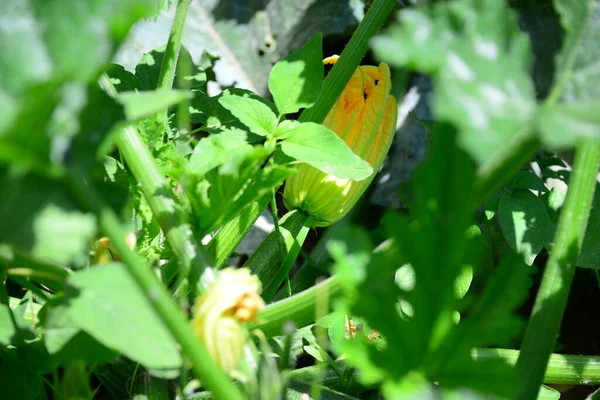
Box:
516, 140, 600, 399
250, 275, 343, 337
289, 348, 600, 387
157, 0, 191, 92
67, 170, 243, 400
99, 75, 212, 290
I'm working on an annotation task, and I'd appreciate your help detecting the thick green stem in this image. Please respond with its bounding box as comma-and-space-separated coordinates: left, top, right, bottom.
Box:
99, 75, 212, 289
243, 210, 313, 302
206, 194, 271, 268
249, 275, 343, 337
157, 0, 191, 92
299, 0, 397, 124
67, 170, 243, 400
289, 348, 600, 387
516, 141, 600, 399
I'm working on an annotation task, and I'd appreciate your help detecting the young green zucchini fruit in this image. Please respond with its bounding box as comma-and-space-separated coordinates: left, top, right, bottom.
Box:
283, 58, 398, 227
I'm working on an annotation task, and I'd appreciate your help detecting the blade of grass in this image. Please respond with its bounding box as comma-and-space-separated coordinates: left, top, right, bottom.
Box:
67, 168, 243, 400
516, 140, 600, 399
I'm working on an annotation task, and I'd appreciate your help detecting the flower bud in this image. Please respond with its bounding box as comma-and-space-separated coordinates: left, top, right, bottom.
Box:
191, 268, 264, 374
283, 59, 398, 227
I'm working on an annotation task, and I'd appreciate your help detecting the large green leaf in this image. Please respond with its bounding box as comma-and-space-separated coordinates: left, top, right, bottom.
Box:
371, 0, 537, 164
268, 34, 324, 115
0, 0, 156, 97
0, 172, 97, 265
63, 263, 182, 378
280, 122, 373, 180
40, 300, 117, 365
116, 0, 360, 94
0, 0, 153, 171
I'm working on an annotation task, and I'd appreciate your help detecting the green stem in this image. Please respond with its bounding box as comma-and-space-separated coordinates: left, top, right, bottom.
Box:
250, 275, 343, 338
157, 0, 191, 92
243, 210, 312, 302
99, 75, 212, 290
0, 247, 70, 291
289, 348, 600, 387
299, 0, 397, 124
475, 349, 600, 385
516, 141, 600, 399
206, 195, 271, 268
67, 170, 243, 400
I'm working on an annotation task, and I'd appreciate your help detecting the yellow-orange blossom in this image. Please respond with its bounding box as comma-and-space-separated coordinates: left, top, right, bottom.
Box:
283, 57, 398, 227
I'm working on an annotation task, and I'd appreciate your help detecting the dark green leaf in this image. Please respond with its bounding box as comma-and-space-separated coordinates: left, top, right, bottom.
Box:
509, 170, 548, 192
280, 122, 373, 180
0, 349, 42, 400
0, 302, 36, 346
64, 263, 182, 378
268, 34, 323, 115
218, 95, 279, 137
0, 172, 96, 265
498, 189, 553, 265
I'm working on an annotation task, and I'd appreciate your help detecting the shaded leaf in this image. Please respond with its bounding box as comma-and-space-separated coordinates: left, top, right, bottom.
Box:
498, 189, 553, 265
268, 33, 323, 115
116, 0, 359, 94
509, 170, 548, 192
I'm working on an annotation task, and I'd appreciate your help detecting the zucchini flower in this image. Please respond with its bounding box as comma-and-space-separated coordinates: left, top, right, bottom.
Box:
283, 57, 398, 227
191, 268, 264, 375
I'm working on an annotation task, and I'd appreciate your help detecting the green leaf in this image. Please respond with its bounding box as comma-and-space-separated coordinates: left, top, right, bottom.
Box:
498, 190, 553, 265
372, 0, 537, 164
0, 302, 36, 346
280, 122, 373, 180
117, 90, 192, 121
186, 134, 295, 234
218, 95, 279, 137
0, 0, 155, 97
538, 384, 561, 400
0, 349, 42, 400
187, 130, 253, 175
509, 170, 548, 192
63, 263, 182, 378
538, 101, 600, 149
268, 34, 324, 115
40, 300, 117, 365
0, 172, 97, 265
